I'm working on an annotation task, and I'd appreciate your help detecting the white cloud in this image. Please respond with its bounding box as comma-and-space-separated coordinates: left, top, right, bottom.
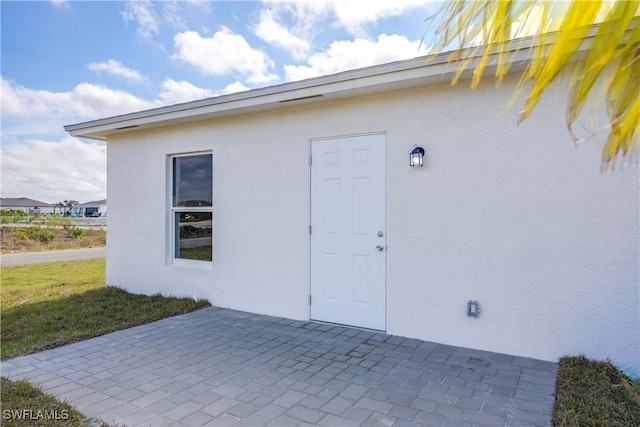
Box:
158, 79, 249, 105
172, 28, 278, 84
162, 1, 186, 30
220, 81, 250, 95
1, 78, 160, 142
88, 59, 148, 83
285, 34, 423, 81
254, 8, 311, 60
260, 0, 435, 39
158, 78, 215, 105
0, 75, 247, 202
162, 0, 212, 30
331, 0, 436, 34
0, 135, 106, 203
121, 0, 159, 41
50, 0, 70, 9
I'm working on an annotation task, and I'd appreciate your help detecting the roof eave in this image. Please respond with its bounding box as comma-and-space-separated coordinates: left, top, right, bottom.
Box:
64, 28, 597, 141
63, 52, 458, 140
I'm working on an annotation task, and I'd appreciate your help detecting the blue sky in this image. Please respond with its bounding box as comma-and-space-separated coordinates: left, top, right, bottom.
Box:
1, 0, 442, 203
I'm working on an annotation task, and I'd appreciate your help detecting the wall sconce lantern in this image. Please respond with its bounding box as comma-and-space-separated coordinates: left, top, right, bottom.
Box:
410, 145, 425, 167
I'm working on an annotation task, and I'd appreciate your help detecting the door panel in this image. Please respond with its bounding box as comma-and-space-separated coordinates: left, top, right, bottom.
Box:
310, 133, 386, 330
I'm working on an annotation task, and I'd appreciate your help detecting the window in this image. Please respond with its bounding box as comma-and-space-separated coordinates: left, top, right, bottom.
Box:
171, 153, 213, 264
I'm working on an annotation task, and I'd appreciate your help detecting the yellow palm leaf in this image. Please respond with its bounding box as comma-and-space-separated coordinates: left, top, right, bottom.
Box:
429, 0, 640, 168
567, 1, 638, 127
519, 0, 604, 122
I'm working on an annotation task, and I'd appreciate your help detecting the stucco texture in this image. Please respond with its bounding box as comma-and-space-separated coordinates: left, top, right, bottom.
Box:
106, 72, 639, 375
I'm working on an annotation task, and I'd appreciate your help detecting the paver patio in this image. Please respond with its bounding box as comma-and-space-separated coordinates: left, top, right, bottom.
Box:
1, 307, 557, 426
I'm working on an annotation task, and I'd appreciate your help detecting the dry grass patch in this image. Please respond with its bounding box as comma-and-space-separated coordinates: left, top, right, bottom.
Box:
1, 226, 105, 254
553, 356, 640, 426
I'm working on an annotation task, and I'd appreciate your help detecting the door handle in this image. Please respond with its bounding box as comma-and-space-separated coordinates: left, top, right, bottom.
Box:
376, 245, 384, 252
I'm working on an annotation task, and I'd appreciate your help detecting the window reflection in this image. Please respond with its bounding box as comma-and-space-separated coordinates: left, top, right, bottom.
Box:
175, 212, 212, 261
173, 154, 212, 207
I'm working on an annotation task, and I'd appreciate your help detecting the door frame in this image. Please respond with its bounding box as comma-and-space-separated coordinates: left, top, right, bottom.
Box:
308, 131, 387, 330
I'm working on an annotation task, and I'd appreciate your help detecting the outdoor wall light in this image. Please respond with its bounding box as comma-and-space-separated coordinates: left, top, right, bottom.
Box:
410, 145, 425, 167
467, 300, 480, 318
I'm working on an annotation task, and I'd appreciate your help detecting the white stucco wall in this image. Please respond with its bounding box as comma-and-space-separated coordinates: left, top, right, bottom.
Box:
107, 72, 639, 374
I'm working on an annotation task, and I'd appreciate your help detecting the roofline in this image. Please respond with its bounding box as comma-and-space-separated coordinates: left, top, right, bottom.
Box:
0, 197, 53, 208
64, 25, 608, 141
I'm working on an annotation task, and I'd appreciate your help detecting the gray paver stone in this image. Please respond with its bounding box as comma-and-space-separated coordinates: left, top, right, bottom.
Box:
163, 401, 206, 421
414, 411, 446, 426
435, 402, 464, 418
212, 383, 246, 398
462, 409, 507, 426
268, 414, 305, 426
419, 389, 458, 405
356, 397, 394, 414
441, 416, 473, 426
237, 413, 273, 426
299, 394, 331, 410
455, 397, 484, 411
255, 403, 288, 419
179, 411, 216, 426
202, 397, 239, 417
320, 414, 361, 426
321, 396, 356, 415
274, 390, 307, 408
74, 391, 111, 408
490, 384, 517, 397
228, 402, 260, 418
98, 403, 145, 426
390, 404, 419, 421
364, 412, 397, 426
1, 307, 556, 427
387, 392, 415, 406
130, 389, 171, 409
342, 405, 373, 423
286, 405, 326, 424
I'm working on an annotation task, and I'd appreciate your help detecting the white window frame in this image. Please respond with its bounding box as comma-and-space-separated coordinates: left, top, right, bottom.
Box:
169, 151, 213, 268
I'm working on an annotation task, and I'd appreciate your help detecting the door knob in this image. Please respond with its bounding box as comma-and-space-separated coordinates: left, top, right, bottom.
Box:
376, 245, 384, 251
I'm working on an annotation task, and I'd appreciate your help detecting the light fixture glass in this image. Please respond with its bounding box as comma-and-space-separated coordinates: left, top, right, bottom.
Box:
410, 145, 425, 167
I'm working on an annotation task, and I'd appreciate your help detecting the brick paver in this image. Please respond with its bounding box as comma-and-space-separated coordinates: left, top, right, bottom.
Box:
1, 307, 557, 426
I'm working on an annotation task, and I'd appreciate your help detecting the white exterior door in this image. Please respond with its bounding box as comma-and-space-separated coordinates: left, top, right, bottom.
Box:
310, 133, 386, 330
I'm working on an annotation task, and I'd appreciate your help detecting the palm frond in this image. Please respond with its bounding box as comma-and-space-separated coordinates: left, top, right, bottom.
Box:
429, 0, 640, 169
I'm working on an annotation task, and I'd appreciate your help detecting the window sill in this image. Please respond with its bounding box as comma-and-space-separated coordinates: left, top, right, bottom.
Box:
171, 259, 213, 269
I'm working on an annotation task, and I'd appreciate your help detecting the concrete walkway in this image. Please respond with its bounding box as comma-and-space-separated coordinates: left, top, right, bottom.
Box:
1, 307, 557, 426
0, 247, 105, 266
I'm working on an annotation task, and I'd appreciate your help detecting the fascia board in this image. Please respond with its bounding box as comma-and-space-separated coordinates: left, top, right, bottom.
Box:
64, 25, 603, 141
64, 56, 501, 140
64, 54, 455, 140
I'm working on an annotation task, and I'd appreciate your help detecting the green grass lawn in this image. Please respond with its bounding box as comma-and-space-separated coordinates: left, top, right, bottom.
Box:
0, 377, 85, 427
179, 245, 213, 261
553, 356, 640, 426
1, 258, 210, 425
1, 258, 210, 359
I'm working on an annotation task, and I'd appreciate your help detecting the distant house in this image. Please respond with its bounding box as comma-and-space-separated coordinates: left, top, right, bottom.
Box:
66, 31, 639, 375
71, 200, 107, 217
0, 197, 54, 214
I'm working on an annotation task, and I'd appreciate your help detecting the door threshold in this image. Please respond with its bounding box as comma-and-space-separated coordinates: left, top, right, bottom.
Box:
309, 319, 385, 333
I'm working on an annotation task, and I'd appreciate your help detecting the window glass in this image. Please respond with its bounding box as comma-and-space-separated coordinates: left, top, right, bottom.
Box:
175, 212, 212, 261
171, 153, 213, 264
173, 154, 212, 207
